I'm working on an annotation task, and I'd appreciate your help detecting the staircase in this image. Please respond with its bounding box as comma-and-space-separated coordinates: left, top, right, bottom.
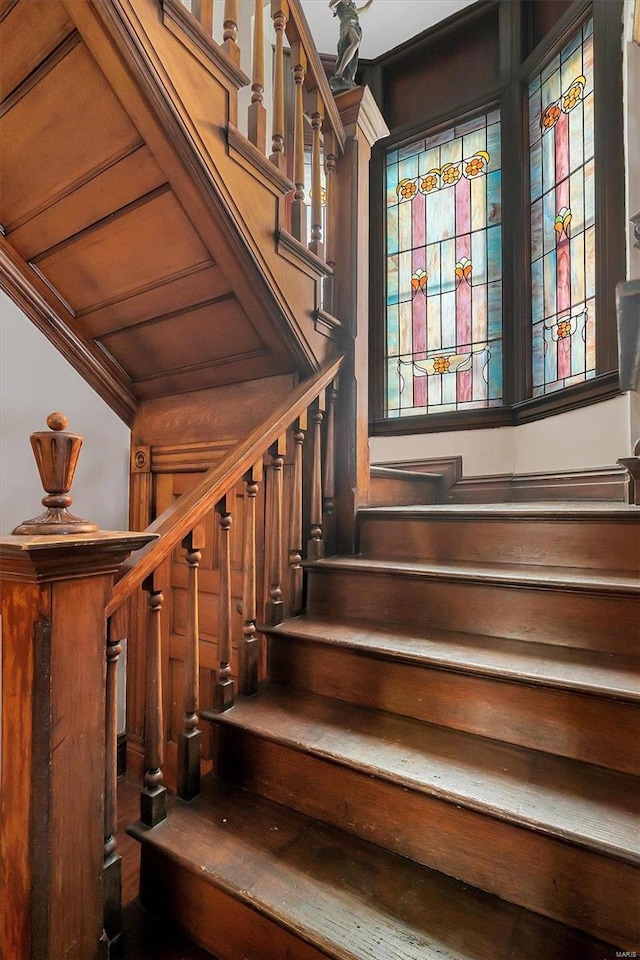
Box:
131, 495, 640, 959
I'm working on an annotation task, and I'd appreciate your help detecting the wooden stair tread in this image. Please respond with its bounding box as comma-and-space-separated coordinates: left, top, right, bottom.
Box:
264, 617, 640, 700
359, 501, 640, 518
310, 556, 640, 595
130, 777, 621, 960
203, 687, 639, 862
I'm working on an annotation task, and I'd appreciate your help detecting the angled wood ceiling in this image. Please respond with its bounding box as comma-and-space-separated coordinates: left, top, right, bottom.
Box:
0, 0, 320, 418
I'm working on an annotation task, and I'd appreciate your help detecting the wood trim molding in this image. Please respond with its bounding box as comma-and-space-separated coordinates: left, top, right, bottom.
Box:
0, 31, 80, 118
150, 439, 236, 474
226, 123, 295, 197
276, 229, 333, 279
313, 308, 342, 341
374, 456, 629, 503
129, 348, 269, 386
160, 0, 249, 90
0, 236, 137, 425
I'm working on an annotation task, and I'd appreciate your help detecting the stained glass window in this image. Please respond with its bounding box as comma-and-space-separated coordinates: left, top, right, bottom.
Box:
384, 110, 503, 417
529, 18, 595, 396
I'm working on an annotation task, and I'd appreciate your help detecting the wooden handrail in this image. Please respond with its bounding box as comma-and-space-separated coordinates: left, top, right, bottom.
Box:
105, 356, 343, 617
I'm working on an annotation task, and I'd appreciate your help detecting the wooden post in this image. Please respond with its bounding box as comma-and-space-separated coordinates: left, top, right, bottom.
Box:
290, 41, 308, 242
270, 0, 289, 172
141, 576, 167, 827
192, 0, 214, 36
323, 379, 338, 554
239, 462, 262, 695
104, 618, 123, 946
214, 497, 235, 711
288, 413, 306, 615
332, 88, 389, 553
248, 0, 266, 152
177, 523, 206, 801
307, 396, 325, 561
0, 533, 154, 960
223, 0, 241, 65
266, 434, 286, 624
323, 129, 337, 313
309, 91, 325, 259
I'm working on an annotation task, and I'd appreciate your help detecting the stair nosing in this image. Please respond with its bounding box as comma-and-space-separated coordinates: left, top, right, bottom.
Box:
262, 619, 640, 703
305, 556, 640, 597
131, 779, 623, 960
202, 691, 640, 866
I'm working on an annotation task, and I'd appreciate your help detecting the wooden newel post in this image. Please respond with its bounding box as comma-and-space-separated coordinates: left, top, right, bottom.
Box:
0, 414, 155, 960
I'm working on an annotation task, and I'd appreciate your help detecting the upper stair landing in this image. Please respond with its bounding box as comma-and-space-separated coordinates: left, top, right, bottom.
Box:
0, 0, 342, 423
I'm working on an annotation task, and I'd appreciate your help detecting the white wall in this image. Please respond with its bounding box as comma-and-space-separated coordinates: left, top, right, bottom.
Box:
0, 292, 130, 534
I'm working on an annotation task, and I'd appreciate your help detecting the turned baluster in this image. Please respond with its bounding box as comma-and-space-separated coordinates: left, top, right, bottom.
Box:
323, 379, 338, 554
214, 497, 235, 711
323, 130, 337, 312
309, 92, 325, 259
288, 413, 306, 615
307, 396, 325, 561
266, 435, 286, 624
290, 42, 308, 242
239, 462, 262, 695
192, 0, 214, 35
103, 617, 123, 944
140, 578, 167, 827
223, 0, 240, 65
270, 0, 288, 172
248, 0, 266, 151
177, 524, 205, 800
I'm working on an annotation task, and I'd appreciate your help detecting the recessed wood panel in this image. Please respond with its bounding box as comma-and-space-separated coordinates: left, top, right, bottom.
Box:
76, 264, 230, 339
36, 190, 211, 313
384, 8, 500, 131
131, 352, 278, 400
101, 297, 263, 380
0, 0, 74, 101
0, 41, 141, 228
8, 146, 166, 262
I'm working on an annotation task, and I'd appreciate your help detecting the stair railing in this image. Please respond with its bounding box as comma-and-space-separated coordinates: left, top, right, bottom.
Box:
180, 0, 345, 308
102, 356, 342, 934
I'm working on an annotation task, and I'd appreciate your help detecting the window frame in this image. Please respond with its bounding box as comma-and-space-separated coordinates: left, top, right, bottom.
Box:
369, 0, 624, 437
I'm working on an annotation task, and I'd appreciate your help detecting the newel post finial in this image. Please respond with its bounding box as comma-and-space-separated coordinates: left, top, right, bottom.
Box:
12, 412, 99, 535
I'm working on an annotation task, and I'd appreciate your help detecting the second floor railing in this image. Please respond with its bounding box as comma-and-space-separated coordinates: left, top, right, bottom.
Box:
175, 0, 345, 306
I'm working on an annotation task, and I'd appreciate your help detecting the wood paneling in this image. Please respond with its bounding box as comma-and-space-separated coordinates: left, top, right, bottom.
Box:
8, 145, 166, 263
35, 189, 210, 314
0, 0, 74, 100
102, 297, 263, 380
77, 263, 230, 340
384, 6, 500, 131
0, 40, 141, 229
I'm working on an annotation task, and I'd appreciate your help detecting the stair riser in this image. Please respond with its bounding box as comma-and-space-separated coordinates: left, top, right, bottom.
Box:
369, 477, 440, 507
306, 568, 639, 654
213, 726, 639, 949
357, 516, 640, 571
268, 637, 640, 775
140, 847, 329, 960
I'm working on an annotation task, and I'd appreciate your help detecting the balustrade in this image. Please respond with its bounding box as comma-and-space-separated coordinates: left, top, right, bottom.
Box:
182, 0, 345, 292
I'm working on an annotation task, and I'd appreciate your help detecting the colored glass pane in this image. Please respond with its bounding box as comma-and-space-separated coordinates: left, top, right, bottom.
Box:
529, 19, 595, 397
384, 111, 503, 417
